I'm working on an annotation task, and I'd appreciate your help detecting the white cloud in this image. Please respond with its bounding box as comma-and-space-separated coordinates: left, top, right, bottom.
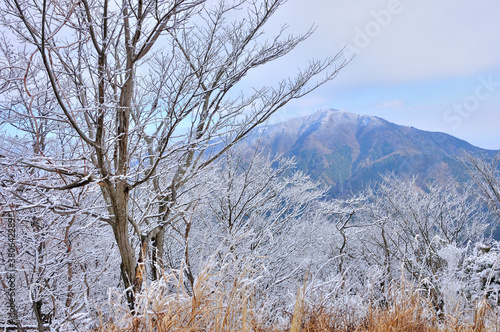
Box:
272, 0, 500, 86
377, 99, 404, 109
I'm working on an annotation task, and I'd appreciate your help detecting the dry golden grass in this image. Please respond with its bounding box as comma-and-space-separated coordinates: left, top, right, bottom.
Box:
96, 267, 500, 332
96, 261, 274, 331
294, 282, 500, 332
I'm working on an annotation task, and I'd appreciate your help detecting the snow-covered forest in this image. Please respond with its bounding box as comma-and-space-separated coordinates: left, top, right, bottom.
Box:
1, 0, 500, 330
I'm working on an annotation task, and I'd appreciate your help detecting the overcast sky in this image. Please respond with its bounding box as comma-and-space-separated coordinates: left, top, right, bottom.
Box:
256, 0, 500, 149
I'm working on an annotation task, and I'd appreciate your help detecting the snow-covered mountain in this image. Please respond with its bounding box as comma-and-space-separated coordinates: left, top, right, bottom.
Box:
245, 109, 498, 195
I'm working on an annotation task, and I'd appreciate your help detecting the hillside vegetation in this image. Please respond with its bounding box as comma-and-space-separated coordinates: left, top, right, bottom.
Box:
246, 110, 498, 196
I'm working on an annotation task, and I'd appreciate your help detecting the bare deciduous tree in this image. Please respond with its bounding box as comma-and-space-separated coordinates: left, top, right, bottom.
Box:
360, 175, 490, 313
462, 152, 500, 221
0, 0, 347, 310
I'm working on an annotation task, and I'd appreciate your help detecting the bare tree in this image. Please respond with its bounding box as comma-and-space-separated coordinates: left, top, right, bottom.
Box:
0, 45, 116, 327
462, 152, 500, 221
0, 0, 347, 310
360, 175, 490, 313
189, 147, 326, 256
183, 146, 330, 312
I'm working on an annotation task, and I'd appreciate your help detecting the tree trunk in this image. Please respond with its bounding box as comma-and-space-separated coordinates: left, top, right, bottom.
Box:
33, 299, 44, 332
112, 187, 137, 310
151, 230, 164, 281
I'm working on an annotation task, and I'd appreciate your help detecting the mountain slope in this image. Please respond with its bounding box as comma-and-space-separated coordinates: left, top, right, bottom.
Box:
246, 109, 498, 195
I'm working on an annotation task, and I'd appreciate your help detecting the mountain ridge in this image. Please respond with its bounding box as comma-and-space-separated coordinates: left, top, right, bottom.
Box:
245, 109, 498, 196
